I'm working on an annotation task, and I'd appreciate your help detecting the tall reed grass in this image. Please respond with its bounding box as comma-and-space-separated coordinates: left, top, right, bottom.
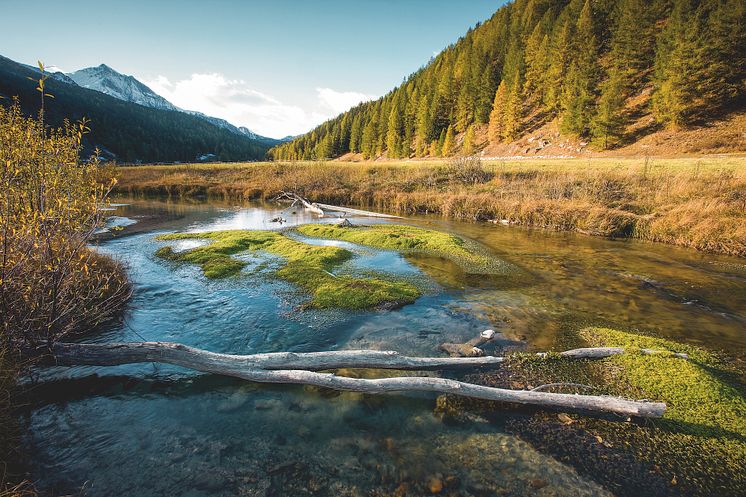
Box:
115, 157, 746, 257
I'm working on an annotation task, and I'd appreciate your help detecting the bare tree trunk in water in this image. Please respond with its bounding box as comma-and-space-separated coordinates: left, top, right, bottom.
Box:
46, 341, 675, 419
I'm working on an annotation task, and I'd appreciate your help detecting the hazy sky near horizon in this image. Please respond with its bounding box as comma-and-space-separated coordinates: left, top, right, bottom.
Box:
1, 0, 503, 138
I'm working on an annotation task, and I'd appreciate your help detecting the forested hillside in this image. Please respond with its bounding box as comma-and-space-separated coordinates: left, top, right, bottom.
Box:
0, 56, 271, 163
271, 0, 745, 160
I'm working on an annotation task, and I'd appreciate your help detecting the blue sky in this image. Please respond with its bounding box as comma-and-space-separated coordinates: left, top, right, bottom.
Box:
1, 0, 503, 137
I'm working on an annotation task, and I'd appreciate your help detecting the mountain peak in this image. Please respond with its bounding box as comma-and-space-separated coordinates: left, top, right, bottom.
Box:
68, 64, 177, 112
95, 63, 116, 73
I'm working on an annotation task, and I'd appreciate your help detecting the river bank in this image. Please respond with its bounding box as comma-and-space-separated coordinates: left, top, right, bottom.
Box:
114, 156, 746, 258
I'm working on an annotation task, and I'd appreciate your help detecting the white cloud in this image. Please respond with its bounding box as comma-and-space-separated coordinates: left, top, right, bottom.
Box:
141, 73, 376, 139
316, 87, 376, 115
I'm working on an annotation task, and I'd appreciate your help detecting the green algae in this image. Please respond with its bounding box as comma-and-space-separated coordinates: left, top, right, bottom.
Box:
294, 224, 503, 274
155, 230, 420, 309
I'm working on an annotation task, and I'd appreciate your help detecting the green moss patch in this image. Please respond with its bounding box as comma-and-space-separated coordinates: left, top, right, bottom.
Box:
156, 230, 419, 309
295, 224, 500, 274
580, 327, 746, 496
581, 328, 745, 438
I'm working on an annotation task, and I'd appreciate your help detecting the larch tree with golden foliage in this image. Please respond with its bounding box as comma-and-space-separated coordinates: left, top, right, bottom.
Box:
488, 80, 507, 144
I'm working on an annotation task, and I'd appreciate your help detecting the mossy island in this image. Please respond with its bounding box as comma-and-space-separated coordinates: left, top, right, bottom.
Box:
155, 223, 506, 310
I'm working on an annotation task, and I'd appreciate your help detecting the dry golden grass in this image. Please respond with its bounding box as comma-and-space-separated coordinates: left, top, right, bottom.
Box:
114, 157, 746, 257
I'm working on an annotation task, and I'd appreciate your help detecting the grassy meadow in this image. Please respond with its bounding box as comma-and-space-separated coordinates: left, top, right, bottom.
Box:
115, 156, 746, 257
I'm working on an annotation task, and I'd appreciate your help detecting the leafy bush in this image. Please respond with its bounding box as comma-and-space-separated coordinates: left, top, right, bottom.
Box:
0, 95, 130, 351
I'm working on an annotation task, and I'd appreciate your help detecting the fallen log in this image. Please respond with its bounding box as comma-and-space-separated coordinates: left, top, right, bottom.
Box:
47, 341, 672, 418
274, 191, 403, 219
48, 342, 688, 372
314, 202, 403, 219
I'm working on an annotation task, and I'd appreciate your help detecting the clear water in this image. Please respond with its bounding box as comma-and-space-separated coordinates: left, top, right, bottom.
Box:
22, 198, 746, 496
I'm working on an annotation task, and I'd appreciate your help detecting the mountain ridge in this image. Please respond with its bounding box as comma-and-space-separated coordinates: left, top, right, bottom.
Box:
20, 59, 283, 144
0, 54, 272, 163
64, 63, 281, 143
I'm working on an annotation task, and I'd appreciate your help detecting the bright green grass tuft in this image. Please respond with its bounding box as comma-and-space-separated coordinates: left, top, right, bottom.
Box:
295, 224, 499, 273
155, 230, 420, 309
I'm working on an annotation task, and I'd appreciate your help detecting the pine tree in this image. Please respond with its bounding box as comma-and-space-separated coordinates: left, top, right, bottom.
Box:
560, 0, 599, 136
503, 77, 523, 141
544, 19, 573, 113
361, 113, 378, 159
523, 23, 548, 102
349, 113, 363, 153
591, 68, 627, 149
488, 80, 508, 144
651, 0, 736, 128
435, 128, 446, 156
442, 125, 455, 157
386, 98, 403, 157
610, 0, 657, 87
415, 93, 433, 156
462, 125, 476, 155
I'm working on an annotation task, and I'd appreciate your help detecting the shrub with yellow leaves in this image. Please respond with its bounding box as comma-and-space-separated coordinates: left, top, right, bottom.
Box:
0, 71, 130, 353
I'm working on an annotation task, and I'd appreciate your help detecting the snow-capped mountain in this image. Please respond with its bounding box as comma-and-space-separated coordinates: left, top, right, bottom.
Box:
68, 64, 178, 111
63, 63, 283, 143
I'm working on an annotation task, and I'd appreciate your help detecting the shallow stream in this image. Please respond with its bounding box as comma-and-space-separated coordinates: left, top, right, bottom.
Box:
22, 197, 746, 496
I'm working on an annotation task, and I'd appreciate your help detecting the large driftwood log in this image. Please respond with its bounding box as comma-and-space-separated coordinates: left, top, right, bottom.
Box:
48, 341, 670, 418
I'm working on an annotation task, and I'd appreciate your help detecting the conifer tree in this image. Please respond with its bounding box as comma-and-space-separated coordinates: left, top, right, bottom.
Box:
560, 0, 599, 136
488, 80, 508, 144
435, 128, 446, 156
591, 68, 627, 149
361, 115, 377, 159
503, 76, 523, 141
610, 0, 657, 87
544, 19, 573, 113
349, 113, 363, 154
442, 125, 455, 157
462, 125, 476, 155
415, 93, 433, 156
386, 98, 403, 157
523, 23, 548, 102
650, 0, 735, 128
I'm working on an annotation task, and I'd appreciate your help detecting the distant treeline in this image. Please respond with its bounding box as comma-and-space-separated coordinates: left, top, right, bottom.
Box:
0, 57, 271, 163
271, 0, 745, 160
